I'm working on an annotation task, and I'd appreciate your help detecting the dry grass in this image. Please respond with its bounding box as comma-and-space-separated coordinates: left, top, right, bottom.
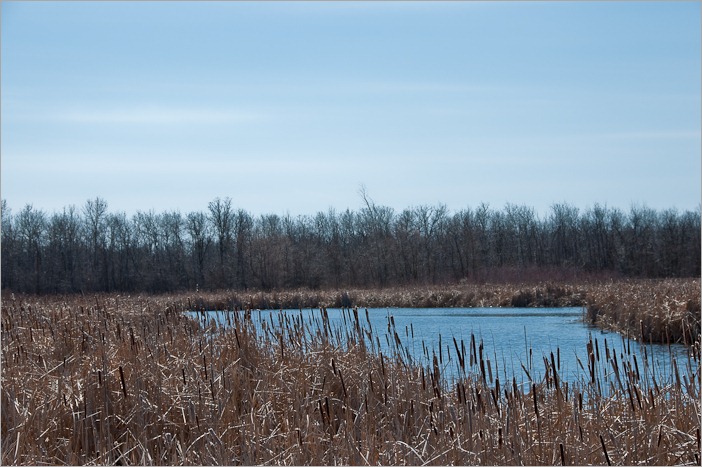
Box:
584, 278, 700, 346
164, 278, 699, 344
175, 282, 589, 311
2, 291, 700, 465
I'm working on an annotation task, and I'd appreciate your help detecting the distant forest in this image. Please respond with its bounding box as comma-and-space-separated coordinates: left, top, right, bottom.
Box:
1, 197, 700, 294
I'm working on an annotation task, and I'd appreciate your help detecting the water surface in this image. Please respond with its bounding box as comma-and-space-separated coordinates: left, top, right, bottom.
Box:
189, 307, 691, 387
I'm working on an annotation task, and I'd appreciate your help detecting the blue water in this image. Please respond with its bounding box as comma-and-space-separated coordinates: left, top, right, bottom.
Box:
188, 307, 693, 387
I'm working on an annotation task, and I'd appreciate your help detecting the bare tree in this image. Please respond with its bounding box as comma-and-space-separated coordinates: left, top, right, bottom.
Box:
106, 211, 133, 291
1, 200, 16, 290
187, 211, 211, 289
83, 197, 109, 290
16, 204, 47, 293
208, 197, 234, 287
161, 211, 187, 289
46, 206, 81, 292
549, 203, 581, 268
234, 209, 253, 289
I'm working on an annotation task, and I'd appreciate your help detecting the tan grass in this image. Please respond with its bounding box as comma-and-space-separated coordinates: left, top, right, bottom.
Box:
583, 278, 700, 346
1, 291, 699, 465
157, 278, 699, 344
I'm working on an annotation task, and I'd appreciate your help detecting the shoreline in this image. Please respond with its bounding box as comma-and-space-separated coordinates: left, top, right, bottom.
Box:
176, 278, 700, 345
5, 277, 699, 345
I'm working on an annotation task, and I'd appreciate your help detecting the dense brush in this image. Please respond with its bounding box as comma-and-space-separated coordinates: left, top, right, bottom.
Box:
2, 292, 699, 465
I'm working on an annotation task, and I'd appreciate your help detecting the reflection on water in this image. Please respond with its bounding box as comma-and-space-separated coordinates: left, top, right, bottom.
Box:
188, 307, 692, 386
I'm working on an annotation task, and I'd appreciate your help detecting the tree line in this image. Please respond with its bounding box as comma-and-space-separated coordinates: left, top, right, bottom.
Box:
1, 196, 700, 294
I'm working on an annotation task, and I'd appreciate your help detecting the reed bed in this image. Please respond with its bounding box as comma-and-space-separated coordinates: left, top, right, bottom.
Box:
584, 278, 700, 346
173, 281, 588, 311
162, 277, 699, 344
2, 292, 699, 465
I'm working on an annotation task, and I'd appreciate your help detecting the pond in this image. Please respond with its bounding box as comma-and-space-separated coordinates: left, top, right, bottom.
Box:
188, 307, 692, 388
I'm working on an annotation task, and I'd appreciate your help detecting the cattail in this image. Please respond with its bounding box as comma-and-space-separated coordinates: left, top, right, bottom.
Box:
119, 366, 128, 399
532, 384, 539, 419
600, 435, 612, 465
339, 370, 347, 400
559, 443, 566, 465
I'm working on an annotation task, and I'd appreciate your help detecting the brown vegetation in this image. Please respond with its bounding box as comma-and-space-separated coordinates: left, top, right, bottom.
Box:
584, 279, 700, 346
162, 278, 699, 345
2, 288, 699, 465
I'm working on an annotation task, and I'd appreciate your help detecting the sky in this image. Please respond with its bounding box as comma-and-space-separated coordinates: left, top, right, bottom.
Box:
2, 1, 700, 218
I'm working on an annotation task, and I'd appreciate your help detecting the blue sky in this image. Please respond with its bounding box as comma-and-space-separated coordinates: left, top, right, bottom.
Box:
2, 1, 700, 217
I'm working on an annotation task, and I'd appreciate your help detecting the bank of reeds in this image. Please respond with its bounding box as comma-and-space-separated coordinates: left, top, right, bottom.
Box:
2, 293, 699, 465
174, 282, 588, 311
584, 279, 700, 346
163, 278, 699, 345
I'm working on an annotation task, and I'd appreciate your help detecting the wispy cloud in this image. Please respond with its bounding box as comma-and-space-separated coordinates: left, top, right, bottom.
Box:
61, 107, 265, 125
11, 105, 267, 125
599, 130, 701, 141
